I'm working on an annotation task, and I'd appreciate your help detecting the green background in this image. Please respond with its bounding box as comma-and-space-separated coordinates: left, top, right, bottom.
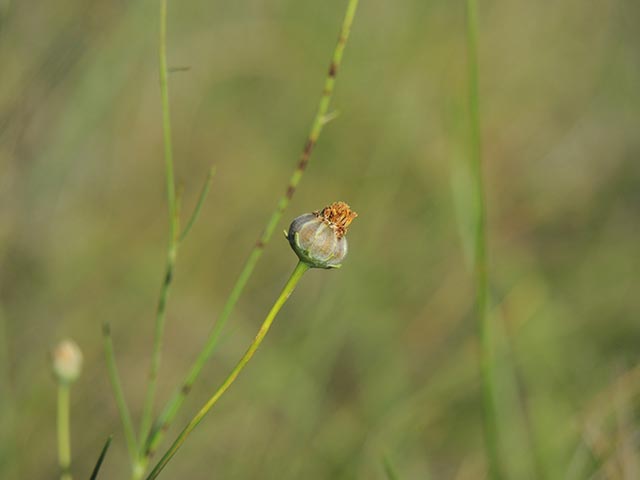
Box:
1, 0, 639, 478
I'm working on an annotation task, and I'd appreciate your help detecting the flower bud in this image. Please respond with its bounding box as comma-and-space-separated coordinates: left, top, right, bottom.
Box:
52, 339, 83, 384
287, 201, 357, 269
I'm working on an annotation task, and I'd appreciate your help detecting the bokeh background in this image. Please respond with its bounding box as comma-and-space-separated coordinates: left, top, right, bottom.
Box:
1, 0, 639, 478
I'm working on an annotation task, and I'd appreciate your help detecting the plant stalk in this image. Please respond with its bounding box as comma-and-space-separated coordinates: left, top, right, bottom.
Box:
143, 0, 360, 459
124, 3, 215, 476
465, 0, 503, 478
145, 261, 310, 479
57, 383, 72, 480
138, 0, 180, 448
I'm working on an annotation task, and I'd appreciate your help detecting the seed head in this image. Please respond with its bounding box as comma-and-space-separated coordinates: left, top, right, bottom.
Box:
52, 339, 83, 384
287, 201, 357, 269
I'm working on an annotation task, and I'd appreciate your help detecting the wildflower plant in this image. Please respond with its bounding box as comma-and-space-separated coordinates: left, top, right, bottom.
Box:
146, 203, 357, 479
73, 0, 363, 478
52, 339, 82, 480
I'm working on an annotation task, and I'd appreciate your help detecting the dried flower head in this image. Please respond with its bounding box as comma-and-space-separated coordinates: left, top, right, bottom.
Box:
52, 339, 83, 384
287, 201, 357, 269
314, 201, 358, 239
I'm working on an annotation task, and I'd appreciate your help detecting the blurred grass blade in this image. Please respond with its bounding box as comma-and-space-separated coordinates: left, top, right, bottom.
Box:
143, 0, 360, 459
89, 435, 113, 480
464, 0, 503, 478
180, 165, 216, 242
102, 323, 138, 463
0, 306, 17, 477
382, 454, 400, 480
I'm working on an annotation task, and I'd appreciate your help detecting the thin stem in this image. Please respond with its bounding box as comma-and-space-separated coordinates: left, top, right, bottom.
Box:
57, 384, 72, 480
139, 0, 179, 448
159, 0, 177, 238
139, 246, 177, 444
102, 323, 138, 463
89, 435, 113, 480
180, 166, 216, 242
143, 0, 360, 458
145, 261, 310, 479
465, 1, 502, 479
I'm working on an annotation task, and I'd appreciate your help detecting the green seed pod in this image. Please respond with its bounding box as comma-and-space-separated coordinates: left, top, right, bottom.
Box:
52, 339, 83, 384
287, 201, 357, 269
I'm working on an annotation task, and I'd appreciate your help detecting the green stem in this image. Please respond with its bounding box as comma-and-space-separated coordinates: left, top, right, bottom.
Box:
180, 166, 216, 243
139, 246, 177, 444
159, 0, 177, 238
102, 324, 138, 463
465, 1, 502, 478
57, 384, 72, 480
145, 261, 310, 479
143, 0, 360, 458
139, 0, 179, 448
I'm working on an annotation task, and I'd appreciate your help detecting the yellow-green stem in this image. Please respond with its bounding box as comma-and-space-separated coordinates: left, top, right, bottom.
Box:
57, 384, 72, 480
145, 261, 310, 479
465, 0, 503, 478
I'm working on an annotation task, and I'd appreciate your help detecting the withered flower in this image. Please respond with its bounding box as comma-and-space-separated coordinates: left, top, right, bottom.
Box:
286, 201, 357, 269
